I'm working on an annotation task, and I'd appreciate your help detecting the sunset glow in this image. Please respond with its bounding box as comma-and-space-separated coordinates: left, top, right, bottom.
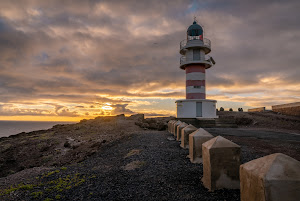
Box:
102, 103, 113, 111
0, 0, 299, 121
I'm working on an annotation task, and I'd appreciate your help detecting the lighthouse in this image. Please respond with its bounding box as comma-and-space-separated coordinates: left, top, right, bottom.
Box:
176, 20, 218, 119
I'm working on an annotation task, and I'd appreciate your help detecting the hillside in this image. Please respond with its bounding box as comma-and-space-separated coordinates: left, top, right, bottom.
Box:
218, 111, 300, 133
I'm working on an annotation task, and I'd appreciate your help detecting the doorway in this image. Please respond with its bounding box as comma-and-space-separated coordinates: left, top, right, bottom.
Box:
196, 102, 202, 117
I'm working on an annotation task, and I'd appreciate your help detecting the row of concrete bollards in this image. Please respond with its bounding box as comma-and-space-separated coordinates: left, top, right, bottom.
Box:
167, 120, 300, 201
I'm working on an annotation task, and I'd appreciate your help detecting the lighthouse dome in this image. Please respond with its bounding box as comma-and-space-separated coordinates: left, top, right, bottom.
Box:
187, 21, 203, 36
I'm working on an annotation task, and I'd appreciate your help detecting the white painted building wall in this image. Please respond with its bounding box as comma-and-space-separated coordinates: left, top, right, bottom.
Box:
201, 101, 217, 118
186, 86, 205, 94
176, 99, 217, 119
186, 72, 205, 80
176, 101, 196, 118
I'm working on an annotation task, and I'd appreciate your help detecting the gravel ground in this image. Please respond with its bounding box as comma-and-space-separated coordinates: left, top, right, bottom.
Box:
1, 128, 299, 201
1, 131, 240, 201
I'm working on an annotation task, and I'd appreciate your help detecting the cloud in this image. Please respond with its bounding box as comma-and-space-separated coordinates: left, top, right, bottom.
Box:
111, 104, 134, 115
0, 0, 299, 119
56, 108, 78, 117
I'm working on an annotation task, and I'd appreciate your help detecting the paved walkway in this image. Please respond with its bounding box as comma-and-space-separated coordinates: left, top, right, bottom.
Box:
206, 128, 300, 141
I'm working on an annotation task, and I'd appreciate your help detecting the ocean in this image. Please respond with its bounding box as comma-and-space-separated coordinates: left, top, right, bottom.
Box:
0, 121, 76, 138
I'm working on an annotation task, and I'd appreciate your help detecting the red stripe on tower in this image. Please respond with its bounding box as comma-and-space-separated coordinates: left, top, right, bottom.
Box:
186, 80, 205, 87
185, 65, 206, 73
185, 65, 206, 99
187, 93, 206, 99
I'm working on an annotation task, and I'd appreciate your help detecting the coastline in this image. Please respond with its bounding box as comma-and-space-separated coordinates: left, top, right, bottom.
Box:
0, 120, 76, 138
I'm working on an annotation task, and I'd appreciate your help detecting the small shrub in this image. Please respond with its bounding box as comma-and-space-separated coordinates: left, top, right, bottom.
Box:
19, 184, 34, 190
0, 183, 35, 196
31, 191, 43, 198
44, 170, 60, 177
220, 107, 224, 111
229, 108, 233, 112
125, 149, 141, 158
235, 117, 253, 125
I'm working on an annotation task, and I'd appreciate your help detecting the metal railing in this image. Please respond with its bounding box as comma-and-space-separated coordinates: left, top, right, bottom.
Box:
180, 37, 211, 50
180, 56, 187, 65
180, 56, 212, 65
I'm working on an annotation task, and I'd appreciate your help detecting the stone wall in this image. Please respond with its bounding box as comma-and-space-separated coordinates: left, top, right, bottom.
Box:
248, 107, 265, 112
272, 102, 300, 116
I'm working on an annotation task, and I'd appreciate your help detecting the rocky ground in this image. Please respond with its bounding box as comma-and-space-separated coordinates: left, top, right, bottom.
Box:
0, 115, 143, 178
0, 112, 299, 200
219, 110, 300, 133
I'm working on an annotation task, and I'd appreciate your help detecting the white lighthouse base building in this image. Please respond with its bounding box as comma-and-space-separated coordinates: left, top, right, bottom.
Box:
176, 99, 218, 119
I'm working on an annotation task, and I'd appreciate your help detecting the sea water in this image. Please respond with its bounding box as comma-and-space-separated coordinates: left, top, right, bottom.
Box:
0, 121, 76, 138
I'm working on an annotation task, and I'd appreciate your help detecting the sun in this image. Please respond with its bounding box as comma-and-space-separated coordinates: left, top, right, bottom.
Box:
102, 103, 113, 110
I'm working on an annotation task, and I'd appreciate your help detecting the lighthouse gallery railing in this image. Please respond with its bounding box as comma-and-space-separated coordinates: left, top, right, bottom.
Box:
180, 56, 212, 65
180, 37, 211, 50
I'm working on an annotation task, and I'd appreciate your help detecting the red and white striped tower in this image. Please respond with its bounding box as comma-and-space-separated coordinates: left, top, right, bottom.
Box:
176, 20, 217, 119
185, 65, 206, 99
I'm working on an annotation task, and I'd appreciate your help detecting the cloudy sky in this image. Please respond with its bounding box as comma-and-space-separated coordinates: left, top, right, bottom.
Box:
0, 0, 299, 121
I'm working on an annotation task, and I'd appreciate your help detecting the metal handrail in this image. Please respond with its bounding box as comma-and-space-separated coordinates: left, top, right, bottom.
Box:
180, 56, 186, 64
180, 37, 211, 49
180, 56, 211, 65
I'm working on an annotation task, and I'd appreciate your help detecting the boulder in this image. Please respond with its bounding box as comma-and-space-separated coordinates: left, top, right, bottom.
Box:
202, 136, 241, 191
188, 128, 214, 163
116, 114, 126, 120
176, 122, 188, 141
135, 118, 167, 130
180, 124, 197, 149
240, 153, 300, 201
127, 114, 144, 121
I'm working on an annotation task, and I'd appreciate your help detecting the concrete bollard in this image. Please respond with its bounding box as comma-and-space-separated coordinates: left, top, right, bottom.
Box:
240, 153, 300, 201
173, 120, 182, 137
176, 122, 188, 141
202, 136, 241, 191
180, 124, 197, 149
170, 120, 175, 134
188, 128, 214, 163
168, 120, 175, 133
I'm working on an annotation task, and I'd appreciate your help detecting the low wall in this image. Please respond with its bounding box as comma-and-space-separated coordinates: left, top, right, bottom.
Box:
272, 102, 300, 116
248, 107, 265, 112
